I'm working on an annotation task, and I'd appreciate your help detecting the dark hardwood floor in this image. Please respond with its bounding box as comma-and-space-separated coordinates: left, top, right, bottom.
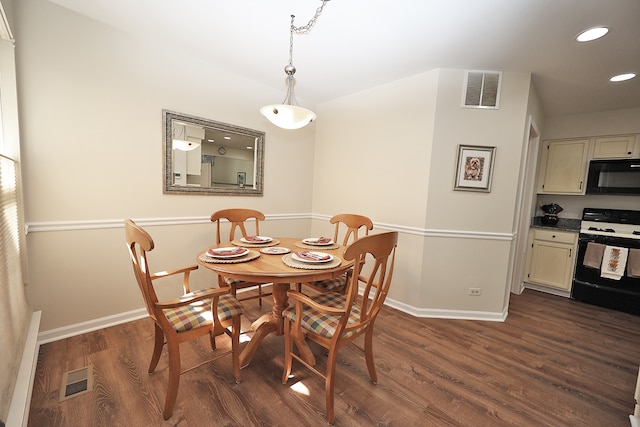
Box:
28, 289, 640, 426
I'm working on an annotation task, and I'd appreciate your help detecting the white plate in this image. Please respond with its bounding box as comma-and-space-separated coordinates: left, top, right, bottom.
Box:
206, 247, 249, 259
292, 251, 334, 263
240, 236, 273, 244
302, 237, 334, 246
260, 246, 291, 255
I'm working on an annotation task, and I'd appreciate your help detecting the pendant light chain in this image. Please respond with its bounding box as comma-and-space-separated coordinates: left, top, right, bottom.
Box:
291, 1, 328, 34
288, 0, 329, 66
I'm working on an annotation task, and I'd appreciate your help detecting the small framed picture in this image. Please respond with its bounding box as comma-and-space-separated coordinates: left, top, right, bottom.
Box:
454, 145, 496, 192
237, 171, 246, 187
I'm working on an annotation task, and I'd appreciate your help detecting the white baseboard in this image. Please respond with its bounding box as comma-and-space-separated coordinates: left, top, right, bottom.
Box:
37, 308, 148, 344
7, 311, 41, 427
523, 283, 570, 298
384, 296, 507, 322
36, 294, 509, 348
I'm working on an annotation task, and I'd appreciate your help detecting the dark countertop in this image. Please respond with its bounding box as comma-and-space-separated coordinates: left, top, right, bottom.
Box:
531, 216, 581, 232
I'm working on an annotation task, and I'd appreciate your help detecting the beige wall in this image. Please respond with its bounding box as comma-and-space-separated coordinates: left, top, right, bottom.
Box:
15, 0, 317, 331
424, 69, 532, 314
313, 68, 534, 316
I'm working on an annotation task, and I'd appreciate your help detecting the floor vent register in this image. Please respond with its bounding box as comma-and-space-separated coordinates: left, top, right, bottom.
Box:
59, 365, 94, 402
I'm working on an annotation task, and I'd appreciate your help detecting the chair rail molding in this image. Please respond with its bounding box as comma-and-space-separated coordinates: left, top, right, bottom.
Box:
26, 215, 516, 241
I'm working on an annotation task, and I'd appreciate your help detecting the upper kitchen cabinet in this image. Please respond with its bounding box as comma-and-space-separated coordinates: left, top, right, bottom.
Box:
537, 138, 590, 194
592, 135, 637, 159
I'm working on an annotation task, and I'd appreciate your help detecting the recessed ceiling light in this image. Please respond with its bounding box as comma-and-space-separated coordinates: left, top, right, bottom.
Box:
576, 27, 609, 42
610, 73, 636, 82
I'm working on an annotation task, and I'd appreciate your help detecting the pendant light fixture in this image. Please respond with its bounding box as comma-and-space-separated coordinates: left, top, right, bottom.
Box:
172, 123, 201, 151
260, 1, 329, 130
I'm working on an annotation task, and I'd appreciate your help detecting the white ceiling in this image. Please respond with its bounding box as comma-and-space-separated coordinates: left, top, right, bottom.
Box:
49, 0, 640, 117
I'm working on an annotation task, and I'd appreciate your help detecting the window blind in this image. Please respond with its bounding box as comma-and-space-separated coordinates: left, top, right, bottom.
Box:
0, 154, 27, 422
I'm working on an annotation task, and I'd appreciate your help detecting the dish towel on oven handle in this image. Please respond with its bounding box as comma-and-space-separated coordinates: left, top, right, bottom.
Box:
600, 245, 629, 280
628, 248, 640, 278
583, 242, 605, 269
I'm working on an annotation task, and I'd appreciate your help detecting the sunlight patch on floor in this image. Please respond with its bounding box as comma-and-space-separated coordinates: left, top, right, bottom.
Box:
289, 379, 310, 396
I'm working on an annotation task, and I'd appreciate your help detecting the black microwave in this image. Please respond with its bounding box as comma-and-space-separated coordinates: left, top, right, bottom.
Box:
585, 159, 640, 195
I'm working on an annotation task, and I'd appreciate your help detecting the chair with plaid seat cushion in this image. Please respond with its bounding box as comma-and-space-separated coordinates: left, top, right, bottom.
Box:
301, 213, 373, 294
125, 219, 243, 420
211, 208, 271, 306
282, 231, 398, 425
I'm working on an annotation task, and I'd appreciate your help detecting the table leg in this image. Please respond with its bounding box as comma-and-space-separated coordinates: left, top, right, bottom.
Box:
239, 314, 276, 368
239, 282, 316, 368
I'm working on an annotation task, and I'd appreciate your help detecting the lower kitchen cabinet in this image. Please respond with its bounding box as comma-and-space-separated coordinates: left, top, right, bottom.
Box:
525, 229, 578, 291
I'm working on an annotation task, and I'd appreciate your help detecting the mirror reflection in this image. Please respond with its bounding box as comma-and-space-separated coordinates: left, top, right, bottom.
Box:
163, 110, 264, 196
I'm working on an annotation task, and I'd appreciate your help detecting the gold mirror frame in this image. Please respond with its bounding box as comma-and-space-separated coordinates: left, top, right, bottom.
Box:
163, 110, 264, 196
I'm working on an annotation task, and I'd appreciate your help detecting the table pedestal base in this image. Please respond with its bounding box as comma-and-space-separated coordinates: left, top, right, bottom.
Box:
239, 283, 316, 368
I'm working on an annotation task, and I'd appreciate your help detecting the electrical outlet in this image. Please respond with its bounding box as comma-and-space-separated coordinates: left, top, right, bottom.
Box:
468, 287, 482, 296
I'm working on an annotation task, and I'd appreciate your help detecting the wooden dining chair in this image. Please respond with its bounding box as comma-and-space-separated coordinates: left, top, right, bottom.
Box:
282, 231, 398, 425
210, 208, 271, 306
301, 213, 373, 294
125, 219, 243, 420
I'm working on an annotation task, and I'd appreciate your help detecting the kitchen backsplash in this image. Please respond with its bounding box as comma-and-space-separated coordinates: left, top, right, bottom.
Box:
536, 194, 640, 219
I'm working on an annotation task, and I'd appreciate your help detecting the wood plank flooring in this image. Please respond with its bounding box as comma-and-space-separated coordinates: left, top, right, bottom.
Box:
28, 289, 640, 426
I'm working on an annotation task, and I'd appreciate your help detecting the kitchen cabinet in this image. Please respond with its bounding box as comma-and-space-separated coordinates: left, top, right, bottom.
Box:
592, 135, 636, 159
538, 139, 589, 194
172, 145, 202, 186
525, 229, 577, 291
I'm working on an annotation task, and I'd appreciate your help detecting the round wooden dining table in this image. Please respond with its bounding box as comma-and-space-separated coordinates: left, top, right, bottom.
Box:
197, 237, 354, 368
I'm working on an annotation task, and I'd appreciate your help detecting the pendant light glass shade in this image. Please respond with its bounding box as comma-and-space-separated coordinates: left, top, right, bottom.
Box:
261, 65, 316, 129
259, 104, 316, 130
172, 139, 200, 151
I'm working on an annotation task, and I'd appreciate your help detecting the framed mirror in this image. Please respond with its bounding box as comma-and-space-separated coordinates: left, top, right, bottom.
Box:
163, 110, 264, 196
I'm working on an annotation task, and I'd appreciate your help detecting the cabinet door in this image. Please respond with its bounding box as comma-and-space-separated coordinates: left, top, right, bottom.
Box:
542, 139, 589, 194
173, 149, 187, 186
186, 144, 202, 175
528, 240, 574, 290
593, 135, 636, 159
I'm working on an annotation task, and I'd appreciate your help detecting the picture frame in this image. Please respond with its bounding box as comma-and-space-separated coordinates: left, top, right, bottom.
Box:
237, 171, 246, 187
454, 145, 496, 192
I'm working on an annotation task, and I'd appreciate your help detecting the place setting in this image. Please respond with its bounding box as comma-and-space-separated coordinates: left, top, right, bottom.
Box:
282, 249, 342, 270
232, 235, 280, 248
199, 246, 260, 264
295, 236, 340, 250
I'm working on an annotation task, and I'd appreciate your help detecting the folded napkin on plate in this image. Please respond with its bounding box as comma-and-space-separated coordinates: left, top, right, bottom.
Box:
296, 251, 330, 261
207, 247, 247, 256
243, 236, 269, 242
311, 237, 332, 244
583, 242, 605, 268
600, 245, 629, 280
628, 248, 640, 278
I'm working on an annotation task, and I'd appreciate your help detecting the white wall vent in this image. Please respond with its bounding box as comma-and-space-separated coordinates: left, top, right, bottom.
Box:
463, 70, 502, 109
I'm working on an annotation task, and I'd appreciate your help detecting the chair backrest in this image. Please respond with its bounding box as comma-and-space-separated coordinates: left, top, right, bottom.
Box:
210, 208, 266, 244
330, 213, 374, 246
341, 231, 398, 336
125, 219, 160, 321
